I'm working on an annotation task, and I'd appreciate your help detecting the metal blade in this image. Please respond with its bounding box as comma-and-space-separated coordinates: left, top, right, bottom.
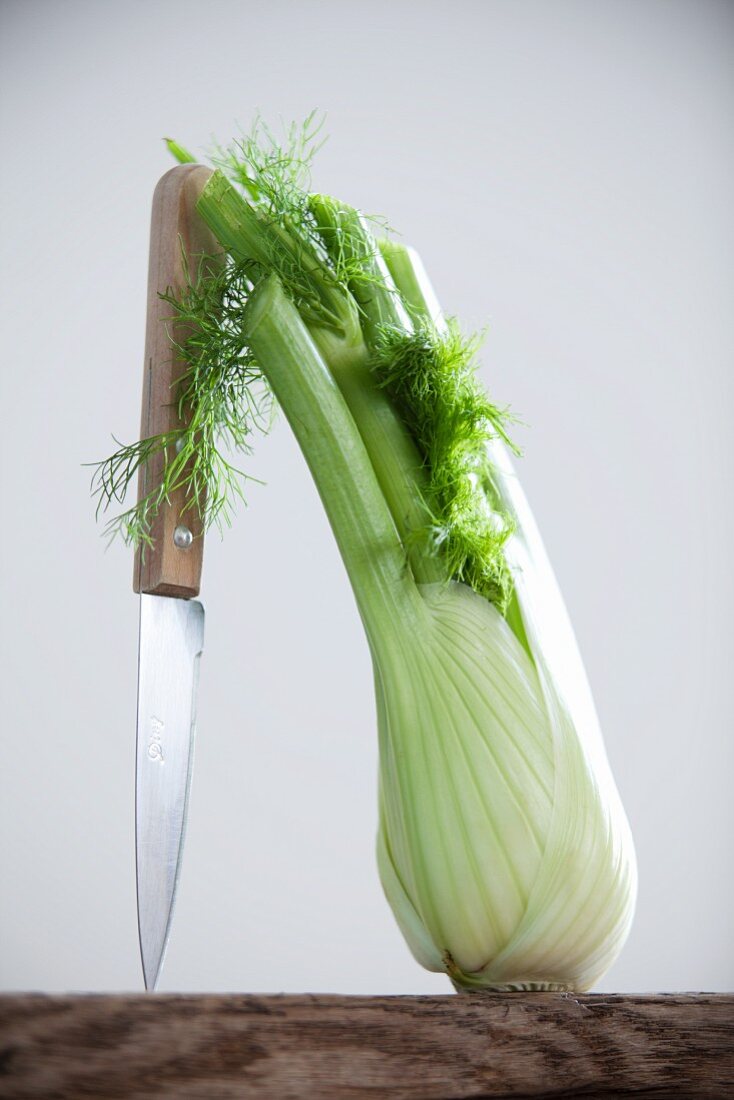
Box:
135, 593, 204, 990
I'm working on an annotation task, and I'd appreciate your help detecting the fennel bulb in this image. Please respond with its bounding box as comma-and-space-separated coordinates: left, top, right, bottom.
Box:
243, 274, 636, 993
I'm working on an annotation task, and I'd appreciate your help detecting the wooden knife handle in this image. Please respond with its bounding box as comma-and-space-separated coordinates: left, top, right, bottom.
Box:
133, 164, 216, 599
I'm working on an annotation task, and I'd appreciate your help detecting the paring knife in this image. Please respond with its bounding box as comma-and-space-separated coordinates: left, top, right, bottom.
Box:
133, 164, 215, 991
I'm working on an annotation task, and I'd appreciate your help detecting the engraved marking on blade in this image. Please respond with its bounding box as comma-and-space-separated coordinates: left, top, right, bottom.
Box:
148, 716, 165, 763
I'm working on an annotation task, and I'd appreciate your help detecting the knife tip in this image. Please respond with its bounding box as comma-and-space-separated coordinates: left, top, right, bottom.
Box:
143, 960, 161, 992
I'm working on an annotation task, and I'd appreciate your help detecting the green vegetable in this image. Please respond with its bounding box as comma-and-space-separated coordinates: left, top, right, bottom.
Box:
164, 137, 197, 164
93, 119, 637, 990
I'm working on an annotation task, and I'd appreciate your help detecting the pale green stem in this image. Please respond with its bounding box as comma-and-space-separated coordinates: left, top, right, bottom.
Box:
379, 240, 444, 330
308, 330, 444, 586
165, 138, 197, 164
309, 195, 411, 348
243, 275, 423, 646
197, 170, 270, 265
196, 173, 444, 587
197, 171, 349, 334
379, 240, 533, 656
307, 197, 445, 585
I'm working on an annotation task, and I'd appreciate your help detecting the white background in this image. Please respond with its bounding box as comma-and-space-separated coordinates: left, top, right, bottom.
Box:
1, 0, 732, 994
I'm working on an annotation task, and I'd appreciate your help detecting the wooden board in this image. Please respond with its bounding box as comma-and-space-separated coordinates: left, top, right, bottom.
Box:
0, 993, 731, 1098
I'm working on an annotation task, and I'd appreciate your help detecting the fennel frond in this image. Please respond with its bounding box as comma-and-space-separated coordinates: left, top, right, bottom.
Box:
89, 253, 272, 547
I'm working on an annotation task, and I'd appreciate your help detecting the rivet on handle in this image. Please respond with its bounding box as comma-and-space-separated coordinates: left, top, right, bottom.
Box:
173, 525, 193, 550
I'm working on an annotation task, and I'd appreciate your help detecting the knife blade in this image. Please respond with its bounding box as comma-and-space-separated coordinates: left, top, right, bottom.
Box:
133, 164, 215, 990
135, 593, 203, 990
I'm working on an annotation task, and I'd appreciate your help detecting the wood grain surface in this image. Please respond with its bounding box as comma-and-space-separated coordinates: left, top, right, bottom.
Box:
0, 993, 731, 1099
133, 164, 216, 599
